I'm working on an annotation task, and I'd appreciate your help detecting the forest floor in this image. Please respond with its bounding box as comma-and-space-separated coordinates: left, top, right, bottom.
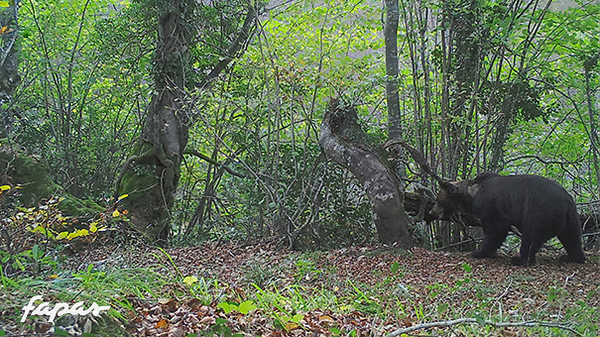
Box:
52, 241, 600, 337
2, 239, 599, 337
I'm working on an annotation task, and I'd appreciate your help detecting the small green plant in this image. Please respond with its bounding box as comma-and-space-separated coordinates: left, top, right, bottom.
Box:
381, 261, 404, 286
273, 312, 304, 332
194, 317, 244, 337
217, 300, 257, 315
243, 259, 279, 288
547, 286, 568, 302
0, 243, 59, 277
73, 264, 106, 286
2, 192, 127, 246
347, 279, 380, 314
153, 247, 184, 281
183, 275, 228, 304
330, 327, 357, 337
426, 282, 448, 299
294, 257, 323, 283
453, 263, 473, 289
251, 284, 309, 331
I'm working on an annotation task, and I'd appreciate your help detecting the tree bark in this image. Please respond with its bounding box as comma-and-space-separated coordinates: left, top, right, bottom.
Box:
116, 2, 191, 245
384, 0, 401, 141
0, 0, 20, 150
0, 0, 19, 100
319, 99, 414, 247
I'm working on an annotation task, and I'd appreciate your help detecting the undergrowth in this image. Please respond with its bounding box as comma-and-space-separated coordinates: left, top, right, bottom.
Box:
0, 186, 598, 336
2, 244, 598, 336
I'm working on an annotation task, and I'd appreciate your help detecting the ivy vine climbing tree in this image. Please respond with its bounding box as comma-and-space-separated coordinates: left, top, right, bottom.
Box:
115, 0, 256, 244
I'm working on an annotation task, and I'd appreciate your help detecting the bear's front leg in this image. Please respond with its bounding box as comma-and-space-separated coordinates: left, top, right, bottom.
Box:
472, 227, 508, 258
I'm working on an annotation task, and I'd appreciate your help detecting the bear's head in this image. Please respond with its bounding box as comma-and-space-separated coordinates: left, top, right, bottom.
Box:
429, 180, 480, 220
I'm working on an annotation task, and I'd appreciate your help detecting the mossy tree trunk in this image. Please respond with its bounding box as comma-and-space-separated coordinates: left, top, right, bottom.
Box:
115, 1, 257, 244
116, 1, 192, 245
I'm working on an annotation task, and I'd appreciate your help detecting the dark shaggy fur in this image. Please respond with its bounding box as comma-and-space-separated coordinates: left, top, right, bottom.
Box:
430, 173, 585, 265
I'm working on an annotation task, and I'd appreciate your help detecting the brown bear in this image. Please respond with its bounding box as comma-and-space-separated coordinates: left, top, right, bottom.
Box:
430, 173, 585, 265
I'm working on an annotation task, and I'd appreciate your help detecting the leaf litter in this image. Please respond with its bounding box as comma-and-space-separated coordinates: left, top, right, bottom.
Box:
59, 242, 600, 336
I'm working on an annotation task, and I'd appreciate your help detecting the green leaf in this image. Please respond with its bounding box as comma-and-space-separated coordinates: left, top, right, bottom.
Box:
56, 231, 69, 240
183, 275, 198, 286
32, 244, 39, 260
437, 302, 448, 314
548, 287, 558, 302
0, 1, 9, 8
13, 258, 25, 271
217, 302, 236, 314
390, 261, 399, 274
291, 313, 304, 323
329, 327, 341, 336
474, 314, 486, 325
237, 300, 256, 314
462, 263, 472, 273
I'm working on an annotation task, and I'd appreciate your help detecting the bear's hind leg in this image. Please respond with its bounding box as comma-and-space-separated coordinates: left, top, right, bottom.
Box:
557, 227, 585, 263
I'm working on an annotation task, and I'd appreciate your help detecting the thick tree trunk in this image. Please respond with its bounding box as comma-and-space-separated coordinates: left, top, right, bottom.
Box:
0, 0, 20, 147
116, 5, 190, 245
0, 1, 19, 99
319, 99, 414, 247
383, 0, 409, 181
384, 0, 401, 141
115, 2, 256, 244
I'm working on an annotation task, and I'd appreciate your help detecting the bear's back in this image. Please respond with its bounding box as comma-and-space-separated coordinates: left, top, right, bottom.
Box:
473, 174, 575, 223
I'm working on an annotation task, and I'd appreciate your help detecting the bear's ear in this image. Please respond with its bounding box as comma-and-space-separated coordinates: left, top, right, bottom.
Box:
445, 181, 460, 194
439, 179, 451, 188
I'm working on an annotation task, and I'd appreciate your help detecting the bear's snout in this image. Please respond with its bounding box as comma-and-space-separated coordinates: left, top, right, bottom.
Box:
429, 203, 444, 219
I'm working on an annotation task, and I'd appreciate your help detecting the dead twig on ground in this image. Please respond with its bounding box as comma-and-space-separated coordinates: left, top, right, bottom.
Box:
383, 318, 582, 337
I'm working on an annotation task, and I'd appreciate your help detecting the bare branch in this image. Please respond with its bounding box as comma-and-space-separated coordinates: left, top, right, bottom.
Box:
384, 318, 582, 337
384, 138, 447, 184
197, 3, 257, 89
504, 154, 581, 166
184, 149, 246, 178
